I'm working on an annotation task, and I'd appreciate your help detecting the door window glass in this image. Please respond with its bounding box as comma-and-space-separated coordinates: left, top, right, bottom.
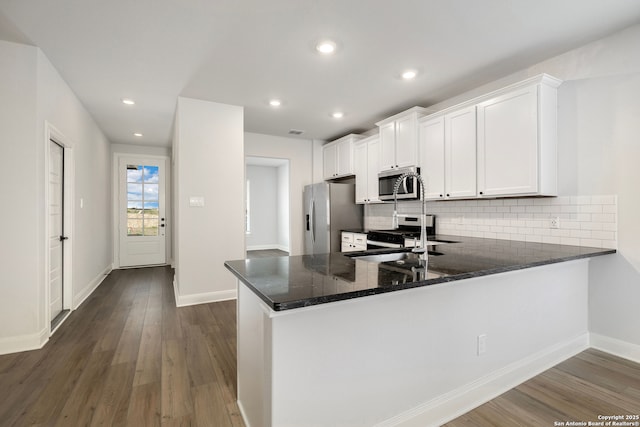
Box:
127, 165, 159, 236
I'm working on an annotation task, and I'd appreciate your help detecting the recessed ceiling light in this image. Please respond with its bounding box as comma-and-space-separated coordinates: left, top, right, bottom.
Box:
269, 99, 281, 107
133, 133, 143, 137
402, 70, 417, 80
332, 111, 344, 119
316, 40, 337, 55
122, 98, 135, 105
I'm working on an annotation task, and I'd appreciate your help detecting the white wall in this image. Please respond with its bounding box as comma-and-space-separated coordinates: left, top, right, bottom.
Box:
277, 163, 290, 251
174, 97, 244, 306
36, 49, 113, 310
0, 41, 112, 354
246, 165, 279, 250
0, 41, 39, 348
245, 133, 314, 256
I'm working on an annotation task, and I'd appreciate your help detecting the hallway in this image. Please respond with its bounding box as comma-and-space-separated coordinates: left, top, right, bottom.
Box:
0, 266, 243, 426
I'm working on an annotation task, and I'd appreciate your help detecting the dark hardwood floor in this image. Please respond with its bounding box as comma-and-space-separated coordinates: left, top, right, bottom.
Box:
0, 266, 244, 426
246, 249, 288, 259
444, 348, 640, 426
1, 266, 638, 426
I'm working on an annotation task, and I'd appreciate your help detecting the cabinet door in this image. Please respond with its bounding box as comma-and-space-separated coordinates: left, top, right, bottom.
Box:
367, 138, 381, 202
419, 116, 445, 200
445, 106, 477, 199
353, 141, 368, 203
323, 143, 337, 180
336, 139, 353, 177
378, 122, 396, 170
477, 86, 538, 196
395, 114, 418, 168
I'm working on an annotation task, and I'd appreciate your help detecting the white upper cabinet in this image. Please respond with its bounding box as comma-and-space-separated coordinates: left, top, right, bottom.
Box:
420, 106, 477, 200
477, 75, 561, 197
354, 135, 381, 204
419, 73, 561, 201
419, 115, 445, 200
445, 105, 477, 199
323, 134, 365, 180
376, 107, 428, 171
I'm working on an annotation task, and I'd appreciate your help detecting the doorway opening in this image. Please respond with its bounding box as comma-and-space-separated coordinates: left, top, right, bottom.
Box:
115, 155, 169, 268
245, 157, 290, 258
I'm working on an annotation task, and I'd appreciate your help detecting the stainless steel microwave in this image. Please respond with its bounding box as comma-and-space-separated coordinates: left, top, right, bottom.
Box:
378, 167, 420, 201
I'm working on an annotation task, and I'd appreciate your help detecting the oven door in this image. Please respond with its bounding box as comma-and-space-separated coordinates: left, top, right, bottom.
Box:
378, 167, 419, 200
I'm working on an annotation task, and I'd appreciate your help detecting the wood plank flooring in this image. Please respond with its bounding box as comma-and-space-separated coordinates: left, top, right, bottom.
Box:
1, 266, 638, 426
246, 249, 288, 259
445, 349, 640, 426
0, 266, 244, 426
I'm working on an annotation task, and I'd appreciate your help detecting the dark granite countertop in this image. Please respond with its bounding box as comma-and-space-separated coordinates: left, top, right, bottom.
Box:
224, 235, 615, 311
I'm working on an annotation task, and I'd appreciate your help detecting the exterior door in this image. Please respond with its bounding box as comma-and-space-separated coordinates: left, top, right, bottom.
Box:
119, 157, 166, 267
49, 141, 64, 321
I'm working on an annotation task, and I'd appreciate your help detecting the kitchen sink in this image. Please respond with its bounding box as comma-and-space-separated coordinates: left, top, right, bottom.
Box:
352, 250, 442, 263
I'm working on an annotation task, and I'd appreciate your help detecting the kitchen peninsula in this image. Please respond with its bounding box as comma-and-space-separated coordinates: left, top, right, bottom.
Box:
225, 238, 614, 427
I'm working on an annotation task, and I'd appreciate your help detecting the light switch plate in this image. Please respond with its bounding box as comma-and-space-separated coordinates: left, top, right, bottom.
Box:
189, 196, 205, 207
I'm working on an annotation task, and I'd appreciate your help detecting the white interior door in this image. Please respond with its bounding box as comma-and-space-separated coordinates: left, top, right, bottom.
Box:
49, 141, 64, 321
119, 158, 166, 267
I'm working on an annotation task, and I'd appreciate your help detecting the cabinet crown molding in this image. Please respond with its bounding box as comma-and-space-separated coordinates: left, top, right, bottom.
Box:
421, 73, 563, 120
375, 106, 432, 127
325, 133, 365, 146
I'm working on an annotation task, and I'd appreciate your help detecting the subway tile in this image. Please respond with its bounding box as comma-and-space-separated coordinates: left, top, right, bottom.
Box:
603, 205, 617, 214
580, 238, 603, 248
576, 213, 592, 222
560, 237, 580, 246
576, 195, 592, 205
601, 240, 617, 249
592, 213, 616, 223
580, 222, 603, 231
510, 206, 526, 213
526, 205, 543, 213
526, 235, 543, 243
592, 195, 616, 205
579, 204, 602, 214
561, 205, 579, 213
591, 230, 615, 240
542, 236, 561, 244
602, 223, 617, 232
570, 229, 592, 239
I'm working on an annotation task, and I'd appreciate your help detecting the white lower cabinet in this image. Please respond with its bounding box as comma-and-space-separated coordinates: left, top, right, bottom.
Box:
341, 232, 367, 252
354, 136, 381, 204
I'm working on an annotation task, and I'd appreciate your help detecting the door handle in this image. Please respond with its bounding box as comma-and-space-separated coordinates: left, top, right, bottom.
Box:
59, 236, 69, 241
160, 224, 165, 227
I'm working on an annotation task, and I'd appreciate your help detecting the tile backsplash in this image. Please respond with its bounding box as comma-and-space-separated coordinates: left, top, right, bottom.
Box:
365, 195, 617, 249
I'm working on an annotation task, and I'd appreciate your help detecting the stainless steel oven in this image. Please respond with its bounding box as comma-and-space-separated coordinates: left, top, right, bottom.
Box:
378, 167, 420, 201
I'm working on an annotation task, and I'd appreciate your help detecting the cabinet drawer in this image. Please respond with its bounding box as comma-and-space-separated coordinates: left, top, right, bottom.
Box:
341, 232, 354, 243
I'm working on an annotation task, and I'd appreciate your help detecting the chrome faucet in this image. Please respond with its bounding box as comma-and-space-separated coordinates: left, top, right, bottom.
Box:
392, 171, 427, 254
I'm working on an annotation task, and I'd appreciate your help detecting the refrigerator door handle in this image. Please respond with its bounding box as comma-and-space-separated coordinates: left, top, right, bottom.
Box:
311, 199, 316, 242
306, 214, 310, 231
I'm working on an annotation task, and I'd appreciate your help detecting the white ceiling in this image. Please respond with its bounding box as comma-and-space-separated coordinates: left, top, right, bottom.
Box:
2, 0, 640, 148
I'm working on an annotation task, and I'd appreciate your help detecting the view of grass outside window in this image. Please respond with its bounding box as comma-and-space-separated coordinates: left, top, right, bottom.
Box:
127, 165, 159, 236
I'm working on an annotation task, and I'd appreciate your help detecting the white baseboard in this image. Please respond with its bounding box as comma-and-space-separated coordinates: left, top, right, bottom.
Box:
590, 333, 640, 364
73, 263, 113, 309
376, 334, 590, 427
173, 276, 237, 307
0, 263, 113, 356
0, 327, 49, 356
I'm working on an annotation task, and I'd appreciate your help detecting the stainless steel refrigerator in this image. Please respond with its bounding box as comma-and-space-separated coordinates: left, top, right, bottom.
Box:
303, 182, 363, 254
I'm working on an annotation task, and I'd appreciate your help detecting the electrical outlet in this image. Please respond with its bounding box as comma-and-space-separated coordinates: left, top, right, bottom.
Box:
550, 217, 560, 229
477, 334, 487, 356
